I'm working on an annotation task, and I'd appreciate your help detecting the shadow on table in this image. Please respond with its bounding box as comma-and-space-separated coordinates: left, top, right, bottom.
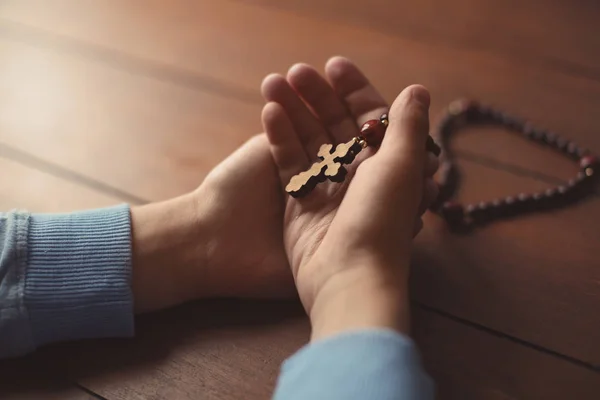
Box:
0, 299, 307, 397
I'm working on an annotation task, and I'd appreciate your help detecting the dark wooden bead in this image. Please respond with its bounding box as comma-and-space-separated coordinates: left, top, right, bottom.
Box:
489, 198, 507, 218
502, 115, 522, 130
448, 99, 479, 118
542, 131, 557, 145
517, 193, 531, 202
360, 119, 386, 147
566, 142, 581, 158
515, 193, 533, 212
465, 203, 482, 221
522, 123, 535, 137
441, 201, 465, 225
540, 188, 560, 208
556, 185, 575, 201
555, 138, 569, 151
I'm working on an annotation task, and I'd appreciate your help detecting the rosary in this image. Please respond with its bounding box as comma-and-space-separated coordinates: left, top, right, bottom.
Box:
285, 99, 599, 230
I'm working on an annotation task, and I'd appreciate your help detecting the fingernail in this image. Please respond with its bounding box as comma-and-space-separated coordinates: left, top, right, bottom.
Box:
412, 86, 430, 108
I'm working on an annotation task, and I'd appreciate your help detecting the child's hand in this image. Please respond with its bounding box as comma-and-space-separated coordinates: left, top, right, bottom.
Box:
261, 57, 438, 339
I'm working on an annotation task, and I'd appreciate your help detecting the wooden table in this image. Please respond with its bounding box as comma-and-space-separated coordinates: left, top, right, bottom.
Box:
1, 1, 599, 398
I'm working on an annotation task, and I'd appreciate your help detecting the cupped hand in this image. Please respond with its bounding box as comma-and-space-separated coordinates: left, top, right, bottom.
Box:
261, 57, 439, 338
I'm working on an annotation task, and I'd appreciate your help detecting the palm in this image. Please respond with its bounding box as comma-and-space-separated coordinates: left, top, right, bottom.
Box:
261, 58, 438, 306
197, 135, 294, 298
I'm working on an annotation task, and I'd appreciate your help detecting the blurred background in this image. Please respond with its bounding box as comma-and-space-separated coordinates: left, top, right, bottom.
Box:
0, 1, 599, 399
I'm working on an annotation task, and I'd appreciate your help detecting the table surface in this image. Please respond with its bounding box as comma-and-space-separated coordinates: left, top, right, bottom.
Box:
1, 1, 599, 399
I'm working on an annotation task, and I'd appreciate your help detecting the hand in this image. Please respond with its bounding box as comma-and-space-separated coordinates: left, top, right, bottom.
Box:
261, 57, 439, 339
130, 135, 295, 313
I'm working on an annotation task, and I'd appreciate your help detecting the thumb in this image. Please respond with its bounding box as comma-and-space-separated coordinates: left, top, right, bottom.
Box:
341, 85, 430, 244
375, 84, 430, 203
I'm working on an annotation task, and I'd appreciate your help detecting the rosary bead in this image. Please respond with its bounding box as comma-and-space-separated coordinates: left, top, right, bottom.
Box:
516, 193, 533, 211
448, 99, 477, 116
555, 137, 568, 152
441, 202, 465, 224
532, 192, 544, 202
360, 119, 386, 147
517, 193, 531, 202
542, 132, 557, 145
501, 196, 519, 215
502, 115, 522, 130
432, 99, 598, 229
465, 202, 490, 223
580, 156, 598, 170
488, 198, 506, 218
567, 142, 581, 158
541, 188, 560, 208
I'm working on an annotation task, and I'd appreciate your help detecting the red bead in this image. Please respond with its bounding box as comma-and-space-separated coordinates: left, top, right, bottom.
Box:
580, 156, 598, 169
360, 119, 386, 147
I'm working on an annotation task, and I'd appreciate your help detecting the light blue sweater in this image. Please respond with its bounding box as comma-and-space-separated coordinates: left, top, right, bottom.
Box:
0, 206, 434, 399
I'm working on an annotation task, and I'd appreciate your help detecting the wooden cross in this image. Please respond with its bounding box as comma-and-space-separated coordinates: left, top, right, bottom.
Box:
285, 138, 363, 198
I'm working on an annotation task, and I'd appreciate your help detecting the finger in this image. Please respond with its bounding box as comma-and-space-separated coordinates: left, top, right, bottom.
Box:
418, 178, 439, 215
288, 63, 360, 144
325, 56, 388, 125
262, 102, 308, 187
343, 85, 431, 245
425, 152, 439, 177
261, 73, 330, 159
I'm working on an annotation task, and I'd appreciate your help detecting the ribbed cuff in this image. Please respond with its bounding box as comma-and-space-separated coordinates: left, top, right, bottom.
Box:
24, 204, 134, 347
274, 329, 434, 400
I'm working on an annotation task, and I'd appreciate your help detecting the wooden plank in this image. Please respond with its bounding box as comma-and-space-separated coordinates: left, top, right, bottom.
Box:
414, 158, 600, 364
0, 15, 590, 195
19, 301, 597, 400
1, 0, 599, 179
0, 156, 122, 211
412, 308, 600, 400
240, 0, 600, 78
0, 38, 261, 201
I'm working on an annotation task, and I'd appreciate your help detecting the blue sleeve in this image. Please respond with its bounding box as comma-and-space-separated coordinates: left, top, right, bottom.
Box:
273, 329, 435, 400
0, 205, 134, 358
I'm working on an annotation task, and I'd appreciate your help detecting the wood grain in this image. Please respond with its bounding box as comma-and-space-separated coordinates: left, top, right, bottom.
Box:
0, 156, 122, 211
241, 0, 600, 78
0, 38, 260, 201
1, 0, 599, 179
415, 158, 600, 364
7, 301, 596, 400
412, 307, 600, 400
